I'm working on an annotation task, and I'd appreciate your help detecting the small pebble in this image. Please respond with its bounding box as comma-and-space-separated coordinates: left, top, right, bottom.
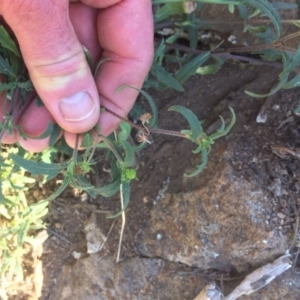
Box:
54, 223, 62, 229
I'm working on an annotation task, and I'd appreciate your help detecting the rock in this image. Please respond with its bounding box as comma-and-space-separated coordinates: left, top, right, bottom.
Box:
50, 255, 206, 300
136, 141, 288, 273
49, 255, 116, 300
84, 213, 106, 254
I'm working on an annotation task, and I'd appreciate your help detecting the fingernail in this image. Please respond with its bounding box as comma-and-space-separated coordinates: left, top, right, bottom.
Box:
59, 91, 96, 122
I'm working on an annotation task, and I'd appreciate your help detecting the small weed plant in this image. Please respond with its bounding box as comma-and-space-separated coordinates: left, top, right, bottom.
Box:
1, 0, 300, 297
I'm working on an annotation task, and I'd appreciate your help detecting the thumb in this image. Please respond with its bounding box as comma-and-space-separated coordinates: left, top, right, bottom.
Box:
0, 0, 100, 133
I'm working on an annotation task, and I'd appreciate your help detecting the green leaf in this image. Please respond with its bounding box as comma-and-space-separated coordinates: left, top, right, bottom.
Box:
123, 181, 130, 208
0, 25, 20, 57
246, 73, 288, 98
280, 44, 300, 77
118, 122, 132, 142
294, 101, 300, 115
100, 135, 123, 163
81, 131, 94, 148
10, 153, 65, 179
22, 202, 49, 225
185, 147, 208, 177
14, 260, 24, 281
284, 73, 300, 89
196, 57, 224, 75
209, 107, 236, 140
228, 3, 235, 13
0, 56, 15, 77
175, 52, 210, 84
17, 221, 31, 247
92, 179, 121, 198
31, 176, 70, 206
272, 2, 297, 10
154, 39, 166, 61
241, 0, 282, 39
0, 204, 10, 218
71, 174, 94, 190
49, 124, 61, 147
116, 85, 158, 127
168, 105, 202, 141
151, 62, 185, 91
17, 79, 33, 91
155, 3, 184, 22
120, 140, 135, 168
0, 82, 15, 92
246, 51, 289, 97
187, 12, 198, 50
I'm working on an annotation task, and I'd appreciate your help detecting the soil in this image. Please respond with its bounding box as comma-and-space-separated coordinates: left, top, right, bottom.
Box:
5, 3, 300, 300
11, 61, 300, 300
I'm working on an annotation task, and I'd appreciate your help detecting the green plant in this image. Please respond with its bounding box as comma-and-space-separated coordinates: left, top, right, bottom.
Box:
1, 0, 300, 297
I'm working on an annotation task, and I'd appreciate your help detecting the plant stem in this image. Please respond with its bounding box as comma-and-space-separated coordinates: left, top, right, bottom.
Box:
156, 40, 285, 70
98, 134, 123, 163
155, 19, 300, 30
148, 128, 186, 138
102, 105, 187, 139
116, 183, 125, 263
72, 134, 79, 161
0, 88, 21, 145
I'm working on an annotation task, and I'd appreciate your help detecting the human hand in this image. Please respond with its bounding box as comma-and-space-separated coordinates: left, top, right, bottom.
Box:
0, 0, 154, 152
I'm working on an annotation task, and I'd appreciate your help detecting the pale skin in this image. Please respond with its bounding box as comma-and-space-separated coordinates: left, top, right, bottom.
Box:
0, 0, 154, 152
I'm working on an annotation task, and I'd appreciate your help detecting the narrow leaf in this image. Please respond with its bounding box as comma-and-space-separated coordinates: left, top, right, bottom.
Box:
168, 105, 202, 141
0, 25, 20, 57
49, 124, 61, 147
151, 63, 184, 91
155, 3, 184, 22
81, 131, 94, 148
209, 107, 236, 139
246, 51, 289, 97
0, 82, 15, 92
10, 153, 65, 178
175, 52, 210, 84
17, 80, 33, 90
71, 174, 94, 190
91, 179, 121, 198
116, 85, 158, 127
31, 176, 70, 206
246, 73, 288, 98
280, 44, 300, 77
241, 0, 282, 39
17, 221, 31, 247
121, 140, 135, 168
185, 147, 208, 177
0, 56, 15, 77
118, 122, 132, 141
284, 72, 300, 89
22, 200, 49, 219
154, 39, 166, 61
